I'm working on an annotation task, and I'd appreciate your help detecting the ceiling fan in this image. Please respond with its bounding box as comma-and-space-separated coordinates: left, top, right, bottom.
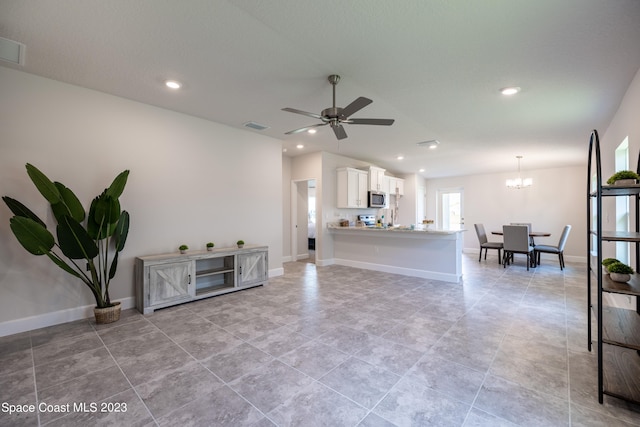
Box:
282, 74, 394, 140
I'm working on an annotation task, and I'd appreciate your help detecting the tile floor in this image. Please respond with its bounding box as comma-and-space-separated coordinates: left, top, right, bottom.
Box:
1, 253, 640, 426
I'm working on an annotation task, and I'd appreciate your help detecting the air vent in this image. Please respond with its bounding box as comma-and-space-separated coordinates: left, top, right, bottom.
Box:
243, 121, 270, 131
0, 37, 25, 65
417, 139, 440, 149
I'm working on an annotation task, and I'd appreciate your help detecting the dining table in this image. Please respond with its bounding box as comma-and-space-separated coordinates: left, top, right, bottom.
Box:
491, 230, 551, 246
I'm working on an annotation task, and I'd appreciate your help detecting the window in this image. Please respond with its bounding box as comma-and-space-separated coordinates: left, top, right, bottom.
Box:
615, 137, 630, 263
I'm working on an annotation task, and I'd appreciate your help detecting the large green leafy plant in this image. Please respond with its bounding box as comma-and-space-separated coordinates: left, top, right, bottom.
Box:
2, 164, 130, 308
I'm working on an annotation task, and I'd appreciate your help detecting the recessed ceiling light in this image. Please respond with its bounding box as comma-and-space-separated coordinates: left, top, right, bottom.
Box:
296, 144, 304, 149
307, 129, 317, 134
397, 155, 404, 160
500, 86, 520, 96
165, 80, 182, 89
419, 168, 425, 173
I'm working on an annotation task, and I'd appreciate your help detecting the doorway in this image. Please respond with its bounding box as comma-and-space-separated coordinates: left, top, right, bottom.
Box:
290, 179, 316, 263
438, 188, 464, 230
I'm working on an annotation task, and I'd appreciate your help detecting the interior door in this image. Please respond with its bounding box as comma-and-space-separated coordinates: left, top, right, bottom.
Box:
438, 188, 464, 230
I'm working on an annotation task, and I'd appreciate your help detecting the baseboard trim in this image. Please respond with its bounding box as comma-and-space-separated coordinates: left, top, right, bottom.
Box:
0, 297, 136, 338
269, 267, 284, 278
332, 258, 460, 283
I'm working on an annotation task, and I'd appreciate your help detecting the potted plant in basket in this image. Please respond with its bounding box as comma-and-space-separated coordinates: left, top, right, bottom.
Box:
2, 164, 130, 324
606, 170, 640, 185
602, 258, 619, 273
179, 244, 189, 254
237, 240, 244, 248
206, 242, 215, 251
607, 261, 634, 283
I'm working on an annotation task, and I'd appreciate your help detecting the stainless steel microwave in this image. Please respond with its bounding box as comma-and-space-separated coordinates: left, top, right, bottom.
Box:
368, 191, 386, 208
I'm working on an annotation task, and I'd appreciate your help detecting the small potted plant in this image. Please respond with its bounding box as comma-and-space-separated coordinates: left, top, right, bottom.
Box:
206, 242, 215, 251
602, 258, 619, 273
237, 240, 244, 248
606, 170, 640, 185
179, 244, 189, 254
607, 261, 634, 283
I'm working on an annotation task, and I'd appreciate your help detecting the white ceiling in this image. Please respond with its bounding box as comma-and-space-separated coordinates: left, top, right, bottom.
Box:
2, 0, 640, 178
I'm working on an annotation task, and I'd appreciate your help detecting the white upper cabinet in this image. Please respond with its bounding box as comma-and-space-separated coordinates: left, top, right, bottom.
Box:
337, 167, 368, 208
388, 176, 405, 196
367, 166, 387, 192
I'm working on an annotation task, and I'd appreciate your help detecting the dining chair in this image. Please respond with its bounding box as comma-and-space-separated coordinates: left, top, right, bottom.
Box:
474, 224, 503, 263
510, 222, 534, 245
534, 225, 571, 270
502, 225, 535, 270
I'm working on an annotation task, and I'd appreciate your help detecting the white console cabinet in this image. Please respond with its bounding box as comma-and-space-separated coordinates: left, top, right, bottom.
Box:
136, 245, 268, 314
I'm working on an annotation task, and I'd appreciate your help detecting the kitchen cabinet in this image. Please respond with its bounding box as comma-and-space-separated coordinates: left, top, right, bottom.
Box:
337, 167, 368, 208
367, 166, 387, 192
136, 245, 268, 314
388, 176, 404, 196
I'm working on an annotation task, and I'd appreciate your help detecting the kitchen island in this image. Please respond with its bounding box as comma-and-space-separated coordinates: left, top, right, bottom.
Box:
328, 225, 464, 283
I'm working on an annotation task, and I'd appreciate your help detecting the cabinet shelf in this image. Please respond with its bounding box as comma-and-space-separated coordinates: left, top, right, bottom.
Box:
591, 184, 640, 197
196, 267, 235, 277
586, 129, 640, 406
602, 274, 640, 297
196, 283, 234, 296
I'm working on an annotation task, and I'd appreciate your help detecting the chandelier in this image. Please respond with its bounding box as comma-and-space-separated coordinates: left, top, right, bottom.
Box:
506, 156, 532, 189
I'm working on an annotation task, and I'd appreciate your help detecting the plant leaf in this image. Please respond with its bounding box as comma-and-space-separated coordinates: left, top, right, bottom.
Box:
114, 211, 130, 251
46, 253, 82, 278
108, 251, 119, 280
57, 216, 99, 260
25, 163, 61, 204
105, 170, 129, 199
2, 197, 47, 228
88, 195, 120, 239
55, 182, 85, 222
51, 201, 72, 225
9, 216, 55, 255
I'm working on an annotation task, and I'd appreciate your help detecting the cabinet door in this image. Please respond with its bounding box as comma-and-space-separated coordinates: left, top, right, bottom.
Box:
148, 261, 194, 307
237, 251, 268, 287
368, 167, 386, 191
337, 168, 367, 208
356, 170, 368, 207
389, 177, 404, 196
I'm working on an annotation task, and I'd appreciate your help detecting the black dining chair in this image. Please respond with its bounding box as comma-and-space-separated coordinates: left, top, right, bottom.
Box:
474, 224, 503, 263
502, 225, 535, 270
534, 225, 571, 270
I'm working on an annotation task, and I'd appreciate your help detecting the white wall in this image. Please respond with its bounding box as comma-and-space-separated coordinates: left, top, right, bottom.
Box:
601, 67, 640, 261
425, 165, 586, 261
0, 67, 283, 334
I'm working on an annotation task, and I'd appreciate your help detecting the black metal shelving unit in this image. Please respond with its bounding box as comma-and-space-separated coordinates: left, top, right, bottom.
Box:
587, 129, 640, 405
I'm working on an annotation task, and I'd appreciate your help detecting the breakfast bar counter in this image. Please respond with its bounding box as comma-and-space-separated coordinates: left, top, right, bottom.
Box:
328, 225, 465, 283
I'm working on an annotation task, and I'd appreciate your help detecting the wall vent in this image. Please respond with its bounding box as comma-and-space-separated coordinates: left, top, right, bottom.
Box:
243, 121, 270, 131
0, 37, 25, 65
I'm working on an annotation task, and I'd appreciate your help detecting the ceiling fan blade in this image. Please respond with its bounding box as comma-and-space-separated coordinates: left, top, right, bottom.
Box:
284, 122, 328, 135
340, 97, 373, 119
347, 118, 395, 126
282, 107, 324, 120
332, 124, 348, 140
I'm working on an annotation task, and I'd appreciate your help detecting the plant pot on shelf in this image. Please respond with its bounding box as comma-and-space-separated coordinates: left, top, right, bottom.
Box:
609, 272, 631, 283
614, 179, 637, 186
94, 301, 121, 324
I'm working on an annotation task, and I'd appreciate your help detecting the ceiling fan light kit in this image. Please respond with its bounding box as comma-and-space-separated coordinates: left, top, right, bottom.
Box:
283, 74, 394, 140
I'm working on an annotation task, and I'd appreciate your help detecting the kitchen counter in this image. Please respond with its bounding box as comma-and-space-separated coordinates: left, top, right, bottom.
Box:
328, 224, 465, 283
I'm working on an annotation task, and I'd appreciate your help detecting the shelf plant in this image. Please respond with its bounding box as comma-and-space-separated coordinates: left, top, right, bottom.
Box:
179, 244, 189, 254
607, 261, 634, 282
237, 240, 244, 248
206, 242, 214, 251
2, 164, 130, 315
606, 170, 640, 185
601, 257, 619, 273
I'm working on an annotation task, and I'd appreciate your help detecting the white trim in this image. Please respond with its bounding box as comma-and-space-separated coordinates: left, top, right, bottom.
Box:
269, 267, 284, 277
332, 258, 461, 283
0, 297, 135, 337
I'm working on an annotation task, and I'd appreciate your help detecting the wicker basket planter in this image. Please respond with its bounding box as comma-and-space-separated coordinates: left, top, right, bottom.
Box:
94, 301, 121, 324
